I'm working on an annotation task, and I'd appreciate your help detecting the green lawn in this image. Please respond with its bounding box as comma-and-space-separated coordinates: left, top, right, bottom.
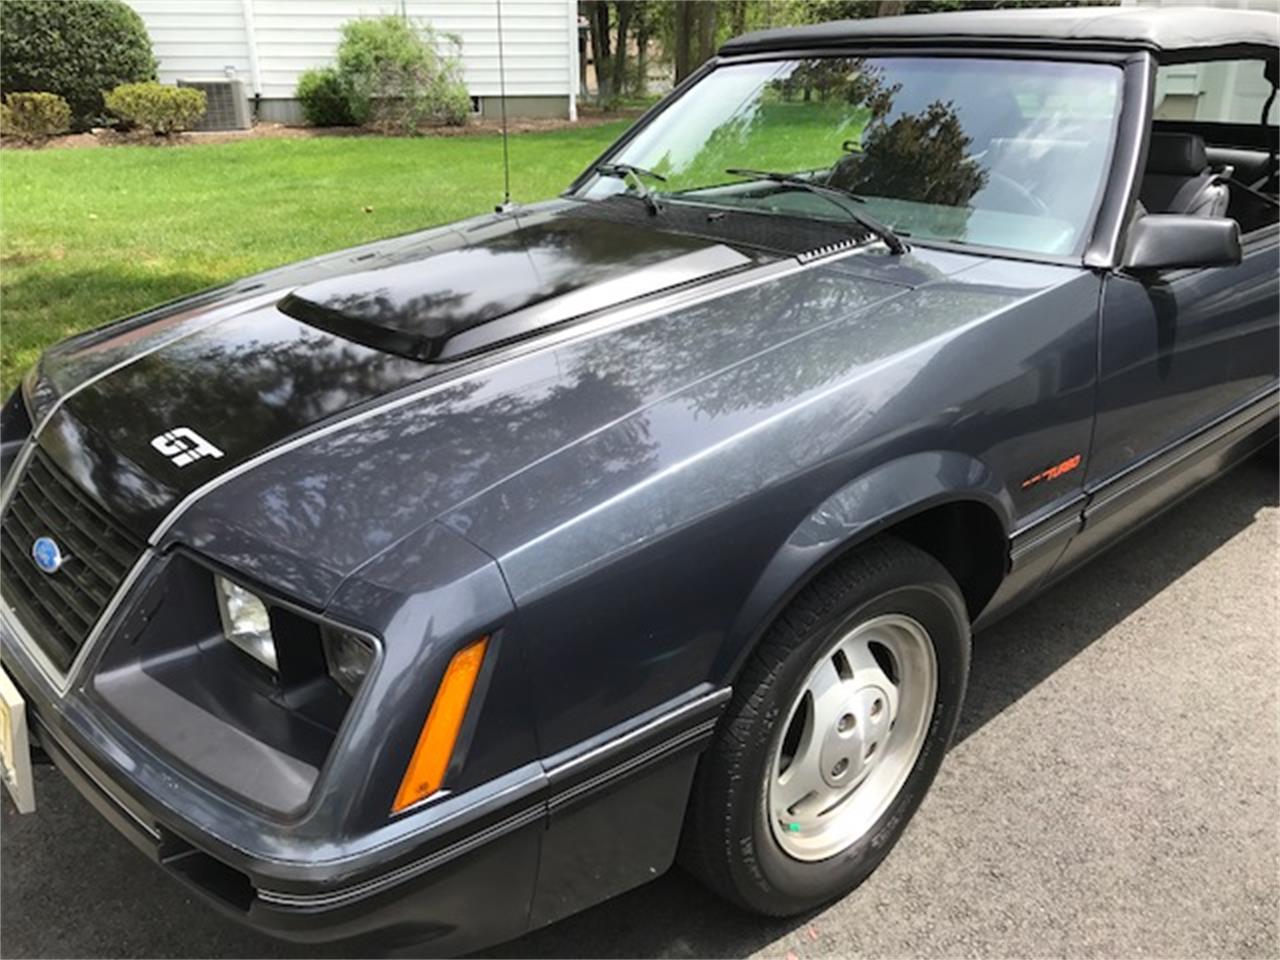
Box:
0, 123, 627, 393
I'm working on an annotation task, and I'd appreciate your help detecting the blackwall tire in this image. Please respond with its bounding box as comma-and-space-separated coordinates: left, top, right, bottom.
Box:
680, 536, 971, 916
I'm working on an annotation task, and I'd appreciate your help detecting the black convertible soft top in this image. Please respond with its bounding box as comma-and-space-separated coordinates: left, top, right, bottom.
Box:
719, 6, 1280, 60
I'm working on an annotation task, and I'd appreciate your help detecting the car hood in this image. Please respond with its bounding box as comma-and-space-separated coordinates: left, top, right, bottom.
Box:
31, 202, 764, 526
30, 201, 1030, 605
278, 209, 757, 362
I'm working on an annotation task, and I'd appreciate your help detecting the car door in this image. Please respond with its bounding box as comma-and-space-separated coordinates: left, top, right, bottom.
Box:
1057, 217, 1278, 572
1053, 52, 1280, 573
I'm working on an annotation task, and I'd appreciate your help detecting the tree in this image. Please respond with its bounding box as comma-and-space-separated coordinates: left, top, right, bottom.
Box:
0, 0, 156, 129
611, 1, 635, 102
674, 1, 718, 84
582, 0, 638, 105
631, 2, 655, 96
584, 1, 612, 102
846, 100, 988, 209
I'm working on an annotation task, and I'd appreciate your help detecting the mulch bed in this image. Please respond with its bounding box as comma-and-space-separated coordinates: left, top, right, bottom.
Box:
0, 107, 643, 151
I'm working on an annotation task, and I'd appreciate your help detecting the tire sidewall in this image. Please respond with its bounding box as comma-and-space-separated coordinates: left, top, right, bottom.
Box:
731, 577, 969, 912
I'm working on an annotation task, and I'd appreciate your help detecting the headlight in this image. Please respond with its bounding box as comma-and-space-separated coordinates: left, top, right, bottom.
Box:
214, 575, 278, 672
215, 574, 374, 696
322, 628, 374, 697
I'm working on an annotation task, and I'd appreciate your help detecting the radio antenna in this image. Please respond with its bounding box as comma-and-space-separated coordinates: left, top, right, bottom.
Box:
495, 0, 514, 212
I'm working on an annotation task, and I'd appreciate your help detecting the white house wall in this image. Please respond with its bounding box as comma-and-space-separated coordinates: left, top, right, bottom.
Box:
1125, 0, 1280, 123
129, 0, 255, 84
127, 0, 575, 108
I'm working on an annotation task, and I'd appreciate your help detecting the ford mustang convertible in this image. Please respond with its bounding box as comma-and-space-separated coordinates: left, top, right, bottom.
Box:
2, 6, 1277, 955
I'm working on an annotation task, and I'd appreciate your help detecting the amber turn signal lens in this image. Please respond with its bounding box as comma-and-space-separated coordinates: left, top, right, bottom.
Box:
392, 636, 489, 813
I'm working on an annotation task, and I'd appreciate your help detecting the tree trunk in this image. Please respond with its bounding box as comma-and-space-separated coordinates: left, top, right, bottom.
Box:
611, 1, 634, 104
582, 1, 614, 104
634, 14, 649, 97
584, 2, 606, 102
675, 1, 716, 83
596, 1, 614, 103
696, 1, 718, 68
577, 4, 589, 97
877, 1, 907, 16
674, 1, 695, 84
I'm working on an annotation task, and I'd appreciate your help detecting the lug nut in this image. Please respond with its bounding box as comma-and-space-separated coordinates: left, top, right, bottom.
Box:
837, 713, 855, 732
871, 698, 884, 717
831, 758, 849, 777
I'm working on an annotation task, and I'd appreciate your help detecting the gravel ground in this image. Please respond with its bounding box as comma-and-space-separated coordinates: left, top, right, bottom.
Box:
2, 454, 1276, 959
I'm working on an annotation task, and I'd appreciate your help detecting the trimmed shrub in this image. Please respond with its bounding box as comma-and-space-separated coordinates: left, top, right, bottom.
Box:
296, 67, 356, 127
0, 92, 72, 142
105, 82, 206, 135
335, 16, 470, 132
0, 0, 156, 130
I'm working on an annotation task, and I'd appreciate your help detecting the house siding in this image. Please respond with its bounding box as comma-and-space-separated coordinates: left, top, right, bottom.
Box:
125, 0, 576, 119
129, 0, 254, 84
1123, 0, 1280, 124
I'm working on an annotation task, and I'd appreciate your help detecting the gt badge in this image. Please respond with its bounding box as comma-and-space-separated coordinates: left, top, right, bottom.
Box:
151, 427, 225, 468
1021, 453, 1082, 490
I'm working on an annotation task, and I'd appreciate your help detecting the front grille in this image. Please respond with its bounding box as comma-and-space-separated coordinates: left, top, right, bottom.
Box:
0, 445, 145, 672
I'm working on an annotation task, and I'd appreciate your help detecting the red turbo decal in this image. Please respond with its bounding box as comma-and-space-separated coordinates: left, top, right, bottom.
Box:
1021, 453, 1082, 490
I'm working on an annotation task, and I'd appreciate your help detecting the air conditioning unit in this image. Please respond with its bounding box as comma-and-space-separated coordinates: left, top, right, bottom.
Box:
177, 78, 251, 131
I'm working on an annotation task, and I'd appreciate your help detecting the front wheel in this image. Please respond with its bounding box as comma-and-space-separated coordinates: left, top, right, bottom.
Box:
681, 537, 970, 915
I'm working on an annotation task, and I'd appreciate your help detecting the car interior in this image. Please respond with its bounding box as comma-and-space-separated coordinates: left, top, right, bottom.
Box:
1141, 55, 1279, 236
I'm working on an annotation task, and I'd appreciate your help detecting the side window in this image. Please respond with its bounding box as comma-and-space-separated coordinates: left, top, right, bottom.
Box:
1155, 59, 1278, 124
1151, 57, 1278, 234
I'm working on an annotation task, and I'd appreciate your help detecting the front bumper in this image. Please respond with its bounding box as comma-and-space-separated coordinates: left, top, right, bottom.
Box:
0, 619, 543, 955
2, 605, 725, 955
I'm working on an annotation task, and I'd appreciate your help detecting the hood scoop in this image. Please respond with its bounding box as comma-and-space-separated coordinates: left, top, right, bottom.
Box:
280, 214, 756, 362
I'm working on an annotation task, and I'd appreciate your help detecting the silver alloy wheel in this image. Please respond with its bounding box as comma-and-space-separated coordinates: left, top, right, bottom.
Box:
767, 613, 937, 861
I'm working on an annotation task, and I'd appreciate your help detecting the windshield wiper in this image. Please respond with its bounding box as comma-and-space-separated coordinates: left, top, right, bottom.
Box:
597, 162, 667, 216
725, 167, 908, 255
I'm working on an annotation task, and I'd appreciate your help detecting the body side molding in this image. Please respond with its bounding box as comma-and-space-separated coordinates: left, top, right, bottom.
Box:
1082, 384, 1279, 524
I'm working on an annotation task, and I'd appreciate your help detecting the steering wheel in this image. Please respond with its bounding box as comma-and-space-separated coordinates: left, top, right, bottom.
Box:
977, 171, 1050, 216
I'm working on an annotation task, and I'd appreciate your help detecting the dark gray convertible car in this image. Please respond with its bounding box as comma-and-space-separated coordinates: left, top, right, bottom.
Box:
2, 6, 1277, 955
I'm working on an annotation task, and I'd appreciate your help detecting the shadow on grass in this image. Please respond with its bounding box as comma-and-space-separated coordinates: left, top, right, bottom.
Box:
1, 264, 224, 320
0, 265, 227, 390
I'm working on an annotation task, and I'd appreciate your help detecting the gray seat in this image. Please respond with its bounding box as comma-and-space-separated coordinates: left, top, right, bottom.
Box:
1140, 133, 1229, 218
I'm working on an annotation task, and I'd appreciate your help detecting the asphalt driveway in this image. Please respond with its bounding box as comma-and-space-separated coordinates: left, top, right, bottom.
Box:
2, 454, 1276, 959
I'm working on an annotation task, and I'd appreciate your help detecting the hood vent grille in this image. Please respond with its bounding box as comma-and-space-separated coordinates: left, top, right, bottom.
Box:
797, 236, 866, 263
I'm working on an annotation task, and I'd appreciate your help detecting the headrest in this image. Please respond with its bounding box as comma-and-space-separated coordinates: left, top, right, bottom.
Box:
1147, 133, 1209, 176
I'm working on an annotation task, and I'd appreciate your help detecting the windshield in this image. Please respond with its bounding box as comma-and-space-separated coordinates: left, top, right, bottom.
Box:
577, 56, 1124, 257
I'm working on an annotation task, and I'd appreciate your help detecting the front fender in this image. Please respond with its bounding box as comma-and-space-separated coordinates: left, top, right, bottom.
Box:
718, 450, 1014, 680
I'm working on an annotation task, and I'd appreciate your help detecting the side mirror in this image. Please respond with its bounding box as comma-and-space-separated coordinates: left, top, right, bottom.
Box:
1123, 214, 1242, 273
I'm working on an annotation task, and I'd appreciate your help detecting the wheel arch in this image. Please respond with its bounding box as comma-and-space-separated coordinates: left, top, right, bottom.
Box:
716, 450, 1013, 685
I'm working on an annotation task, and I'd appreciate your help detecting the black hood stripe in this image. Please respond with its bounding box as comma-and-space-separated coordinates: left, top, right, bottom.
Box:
146, 257, 807, 547
1, 292, 284, 518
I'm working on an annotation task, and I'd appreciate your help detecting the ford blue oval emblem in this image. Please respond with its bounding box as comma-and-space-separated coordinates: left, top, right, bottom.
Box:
31, 537, 64, 574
